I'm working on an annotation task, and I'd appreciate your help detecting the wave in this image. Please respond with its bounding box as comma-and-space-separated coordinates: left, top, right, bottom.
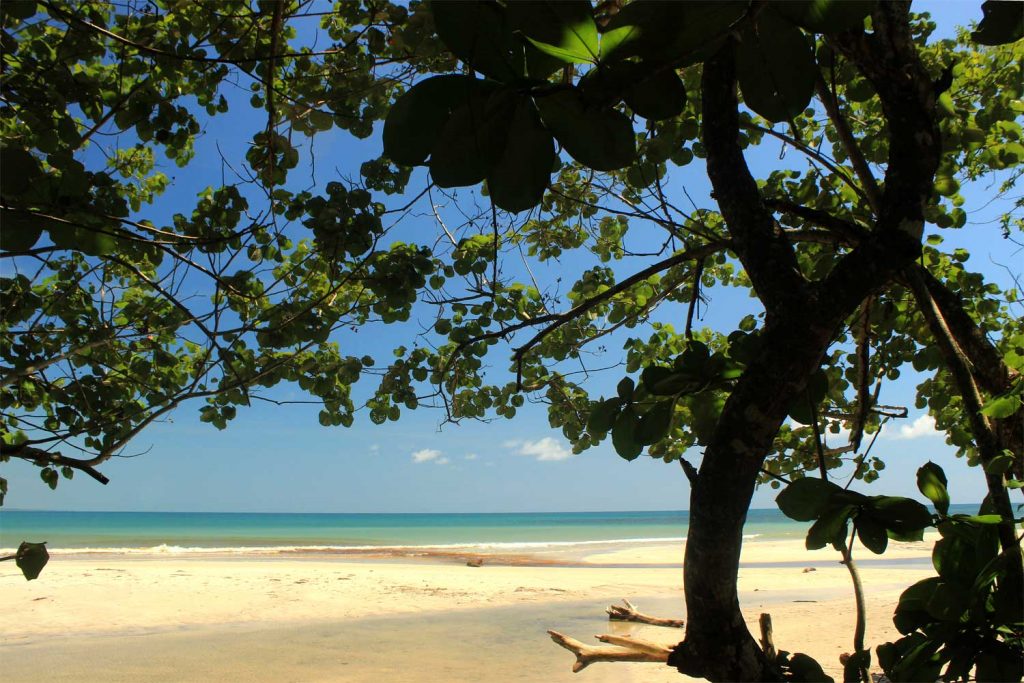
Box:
0, 534, 762, 557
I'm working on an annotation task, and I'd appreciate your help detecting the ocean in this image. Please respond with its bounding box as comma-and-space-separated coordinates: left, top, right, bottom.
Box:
0, 507, 972, 558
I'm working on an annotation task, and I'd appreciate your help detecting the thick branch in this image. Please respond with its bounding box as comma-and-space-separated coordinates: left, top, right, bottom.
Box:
1, 444, 110, 485
904, 268, 1017, 552
701, 48, 807, 313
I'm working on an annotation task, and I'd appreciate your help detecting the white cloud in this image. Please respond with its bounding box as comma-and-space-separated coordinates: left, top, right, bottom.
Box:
369, 444, 380, 453
464, 453, 478, 460
508, 437, 574, 462
889, 414, 939, 440
412, 448, 443, 463
436, 456, 450, 465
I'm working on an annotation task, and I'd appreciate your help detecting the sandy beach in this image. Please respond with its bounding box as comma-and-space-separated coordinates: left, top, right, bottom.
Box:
0, 537, 934, 681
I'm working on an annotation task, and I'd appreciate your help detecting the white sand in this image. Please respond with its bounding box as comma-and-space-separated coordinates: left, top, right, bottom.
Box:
0, 537, 934, 681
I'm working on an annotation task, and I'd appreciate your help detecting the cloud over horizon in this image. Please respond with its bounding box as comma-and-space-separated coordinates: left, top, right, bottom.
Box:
505, 437, 574, 462
888, 414, 940, 440
411, 448, 449, 465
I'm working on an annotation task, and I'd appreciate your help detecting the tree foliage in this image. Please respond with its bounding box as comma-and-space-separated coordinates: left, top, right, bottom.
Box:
1, 1, 1023, 680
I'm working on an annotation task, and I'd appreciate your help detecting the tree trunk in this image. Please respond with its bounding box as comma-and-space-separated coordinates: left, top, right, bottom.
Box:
669, 313, 839, 681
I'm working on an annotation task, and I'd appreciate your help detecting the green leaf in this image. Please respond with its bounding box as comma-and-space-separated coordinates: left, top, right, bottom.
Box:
0, 208, 43, 252
0, 147, 43, 197
774, 1, 875, 33
984, 452, 1016, 475
916, 461, 950, 516
893, 577, 941, 633
430, 1, 521, 81
979, 392, 1022, 419
636, 399, 674, 445
952, 513, 1004, 525
623, 69, 687, 121
524, 42, 565, 80
868, 496, 933, 535
788, 369, 828, 425
686, 392, 725, 445
806, 503, 853, 550
600, 1, 746, 65
641, 366, 703, 396
612, 407, 642, 461
430, 87, 510, 187
536, 89, 636, 171
587, 397, 623, 434
855, 513, 888, 554
777, 477, 845, 521
507, 0, 599, 64
383, 75, 480, 166
487, 98, 555, 212
924, 581, 969, 622
15, 541, 48, 581
972, 0, 1024, 46
616, 377, 634, 401
931, 532, 992, 591
736, 8, 817, 122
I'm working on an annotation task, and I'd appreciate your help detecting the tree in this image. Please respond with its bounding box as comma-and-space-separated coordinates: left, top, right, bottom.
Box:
375, 1, 1023, 679
1, 1, 1022, 680
1, 0, 432, 491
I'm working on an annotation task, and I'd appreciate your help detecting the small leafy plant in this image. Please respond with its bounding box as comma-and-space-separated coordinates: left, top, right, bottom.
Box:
776, 462, 1023, 682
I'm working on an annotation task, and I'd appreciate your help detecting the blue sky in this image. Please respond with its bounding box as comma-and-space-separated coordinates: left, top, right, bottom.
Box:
3, 2, 1017, 513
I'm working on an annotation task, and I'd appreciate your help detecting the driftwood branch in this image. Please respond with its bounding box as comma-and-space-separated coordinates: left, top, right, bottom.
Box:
548, 630, 672, 672
607, 599, 685, 628
759, 613, 777, 661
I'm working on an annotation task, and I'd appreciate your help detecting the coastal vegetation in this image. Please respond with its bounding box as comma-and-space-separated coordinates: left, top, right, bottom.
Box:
1, 0, 1022, 680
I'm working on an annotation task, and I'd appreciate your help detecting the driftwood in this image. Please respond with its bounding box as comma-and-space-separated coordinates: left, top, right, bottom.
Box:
759, 613, 777, 661
606, 599, 685, 628
549, 599, 685, 672
547, 630, 674, 672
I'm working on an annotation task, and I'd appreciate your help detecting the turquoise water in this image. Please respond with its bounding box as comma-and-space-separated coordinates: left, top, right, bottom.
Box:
0, 506, 976, 555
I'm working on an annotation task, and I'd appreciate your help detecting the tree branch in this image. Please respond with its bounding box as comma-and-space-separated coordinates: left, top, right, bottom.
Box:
1, 444, 110, 485
701, 46, 807, 313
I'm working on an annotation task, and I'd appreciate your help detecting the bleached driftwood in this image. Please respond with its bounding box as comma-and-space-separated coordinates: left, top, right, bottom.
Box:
759, 613, 777, 661
606, 599, 685, 628
547, 630, 674, 672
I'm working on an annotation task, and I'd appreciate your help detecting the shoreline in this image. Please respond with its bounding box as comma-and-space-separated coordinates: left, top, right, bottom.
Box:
0, 537, 935, 681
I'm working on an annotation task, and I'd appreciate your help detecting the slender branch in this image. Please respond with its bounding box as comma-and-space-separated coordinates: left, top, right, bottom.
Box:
813, 73, 882, 214
0, 336, 115, 388
741, 122, 866, 205
41, 1, 366, 65
838, 528, 868, 683
685, 257, 705, 340
850, 297, 873, 452
511, 241, 729, 373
